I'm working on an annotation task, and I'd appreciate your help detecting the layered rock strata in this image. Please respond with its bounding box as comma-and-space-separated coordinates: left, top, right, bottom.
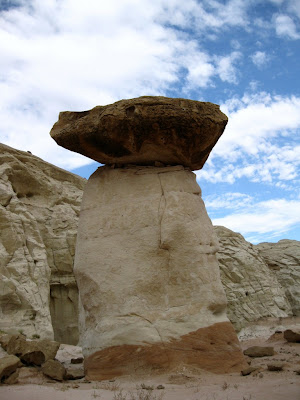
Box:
0, 143, 85, 343
51, 96, 246, 378
215, 226, 293, 332
256, 240, 300, 316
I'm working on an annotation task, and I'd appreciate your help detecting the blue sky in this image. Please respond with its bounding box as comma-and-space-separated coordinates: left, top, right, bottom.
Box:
0, 0, 299, 243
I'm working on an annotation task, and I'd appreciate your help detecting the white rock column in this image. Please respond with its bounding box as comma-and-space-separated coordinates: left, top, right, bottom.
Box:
74, 165, 246, 379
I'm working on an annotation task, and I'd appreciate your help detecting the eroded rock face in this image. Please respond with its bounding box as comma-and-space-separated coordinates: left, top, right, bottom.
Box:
50, 96, 228, 170
0, 143, 85, 343
256, 240, 300, 316
4, 334, 60, 364
42, 359, 66, 381
0, 355, 22, 381
75, 166, 246, 378
215, 226, 292, 332
283, 329, 300, 343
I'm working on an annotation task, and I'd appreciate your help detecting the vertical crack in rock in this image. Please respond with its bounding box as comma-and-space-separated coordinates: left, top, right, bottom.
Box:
157, 173, 171, 311
157, 173, 166, 250
154, 173, 171, 366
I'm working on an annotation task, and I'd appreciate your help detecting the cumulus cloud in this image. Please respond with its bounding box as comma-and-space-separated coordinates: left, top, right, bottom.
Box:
196, 92, 300, 186
218, 93, 300, 155
250, 51, 270, 68
287, 0, 300, 19
215, 51, 242, 84
206, 194, 300, 243
205, 192, 253, 211
274, 14, 300, 39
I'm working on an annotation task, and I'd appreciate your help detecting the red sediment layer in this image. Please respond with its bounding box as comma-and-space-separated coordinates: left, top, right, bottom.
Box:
85, 321, 247, 380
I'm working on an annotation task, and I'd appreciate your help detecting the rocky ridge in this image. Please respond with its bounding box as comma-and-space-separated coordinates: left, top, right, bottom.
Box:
215, 226, 295, 332
256, 240, 300, 317
0, 143, 86, 344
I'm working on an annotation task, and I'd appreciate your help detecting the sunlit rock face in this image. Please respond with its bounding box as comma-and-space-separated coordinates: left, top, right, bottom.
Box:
0, 143, 85, 344
256, 240, 300, 317
215, 226, 293, 332
51, 96, 246, 379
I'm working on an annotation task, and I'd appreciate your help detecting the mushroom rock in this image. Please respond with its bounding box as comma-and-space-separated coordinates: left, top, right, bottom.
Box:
50, 96, 246, 379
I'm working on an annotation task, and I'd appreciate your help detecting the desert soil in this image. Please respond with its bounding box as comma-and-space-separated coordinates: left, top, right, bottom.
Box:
1, 319, 299, 400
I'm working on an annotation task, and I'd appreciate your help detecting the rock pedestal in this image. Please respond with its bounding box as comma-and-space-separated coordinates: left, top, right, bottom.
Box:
50, 96, 247, 378
75, 165, 245, 378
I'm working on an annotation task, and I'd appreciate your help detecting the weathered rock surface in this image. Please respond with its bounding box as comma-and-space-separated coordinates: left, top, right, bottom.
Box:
214, 226, 293, 332
243, 346, 274, 357
267, 362, 283, 371
4, 334, 59, 362
8, 366, 49, 385
65, 366, 85, 380
50, 96, 228, 170
42, 359, 66, 381
256, 240, 300, 316
283, 329, 300, 343
0, 143, 85, 343
75, 165, 246, 379
241, 366, 258, 376
0, 355, 22, 381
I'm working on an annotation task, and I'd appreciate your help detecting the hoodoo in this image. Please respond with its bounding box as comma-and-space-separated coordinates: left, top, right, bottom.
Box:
50, 96, 247, 379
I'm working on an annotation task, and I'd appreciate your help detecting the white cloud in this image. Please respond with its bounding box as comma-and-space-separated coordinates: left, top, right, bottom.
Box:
287, 0, 300, 20
196, 92, 300, 186
248, 80, 260, 91
181, 45, 215, 89
205, 192, 253, 210
268, 0, 284, 4
209, 196, 300, 243
214, 51, 242, 84
274, 14, 300, 39
157, 0, 250, 31
217, 93, 300, 157
250, 51, 270, 68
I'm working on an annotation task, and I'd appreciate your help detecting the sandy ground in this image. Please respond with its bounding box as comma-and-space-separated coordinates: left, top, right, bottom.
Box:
1, 319, 299, 400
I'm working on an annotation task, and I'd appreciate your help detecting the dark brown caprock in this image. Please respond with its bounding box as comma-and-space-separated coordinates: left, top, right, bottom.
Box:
50, 96, 227, 170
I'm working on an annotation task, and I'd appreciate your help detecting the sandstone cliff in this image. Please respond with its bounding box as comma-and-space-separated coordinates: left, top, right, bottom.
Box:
256, 240, 300, 317
0, 143, 86, 344
215, 226, 296, 331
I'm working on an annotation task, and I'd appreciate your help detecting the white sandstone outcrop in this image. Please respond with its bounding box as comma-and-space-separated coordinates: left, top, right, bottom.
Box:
0, 143, 85, 343
256, 240, 300, 316
215, 226, 293, 332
